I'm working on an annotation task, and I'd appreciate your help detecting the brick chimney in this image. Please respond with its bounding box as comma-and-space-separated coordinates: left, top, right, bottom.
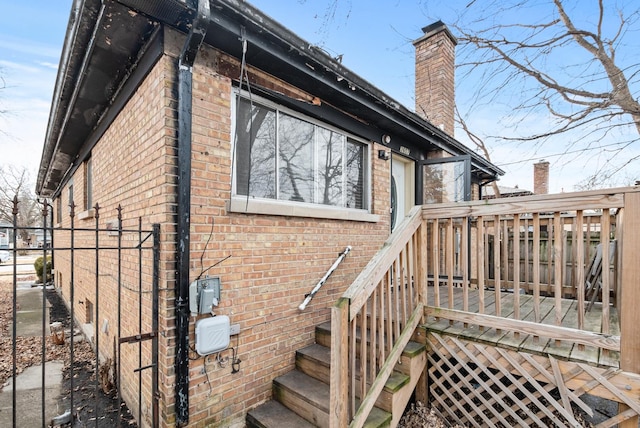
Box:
413, 21, 457, 136
533, 161, 550, 194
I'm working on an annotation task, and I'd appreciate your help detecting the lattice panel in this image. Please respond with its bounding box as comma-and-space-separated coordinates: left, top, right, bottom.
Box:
427, 333, 640, 428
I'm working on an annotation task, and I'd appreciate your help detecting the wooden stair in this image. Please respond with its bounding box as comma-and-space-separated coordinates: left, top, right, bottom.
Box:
247, 322, 427, 428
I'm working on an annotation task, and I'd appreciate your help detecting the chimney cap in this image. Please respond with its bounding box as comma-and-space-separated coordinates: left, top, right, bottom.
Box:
414, 20, 458, 46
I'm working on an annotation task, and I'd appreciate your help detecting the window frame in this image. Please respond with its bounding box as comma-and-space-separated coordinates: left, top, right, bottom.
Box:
230, 91, 377, 222
84, 157, 93, 211
56, 198, 62, 225
68, 179, 74, 212
418, 155, 472, 204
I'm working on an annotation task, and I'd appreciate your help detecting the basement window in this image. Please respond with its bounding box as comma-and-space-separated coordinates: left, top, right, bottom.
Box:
231, 94, 375, 221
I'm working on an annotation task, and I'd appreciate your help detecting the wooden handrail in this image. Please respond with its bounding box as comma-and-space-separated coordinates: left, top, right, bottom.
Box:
342, 206, 422, 320
421, 186, 639, 219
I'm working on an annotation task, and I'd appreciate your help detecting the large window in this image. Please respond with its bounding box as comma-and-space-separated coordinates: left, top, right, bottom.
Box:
234, 95, 368, 210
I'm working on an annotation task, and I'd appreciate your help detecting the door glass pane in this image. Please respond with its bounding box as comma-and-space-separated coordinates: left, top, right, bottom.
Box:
235, 98, 276, 198
279, 113, 314, 202
423, 160, 466, 203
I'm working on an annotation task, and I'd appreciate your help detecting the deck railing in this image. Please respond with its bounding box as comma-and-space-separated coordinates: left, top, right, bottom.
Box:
330, 206, 426, 427
420, 188, 635, 340
329, 186, 640, 426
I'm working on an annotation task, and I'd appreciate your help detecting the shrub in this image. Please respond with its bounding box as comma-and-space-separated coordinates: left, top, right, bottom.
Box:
34, 256, 53, 283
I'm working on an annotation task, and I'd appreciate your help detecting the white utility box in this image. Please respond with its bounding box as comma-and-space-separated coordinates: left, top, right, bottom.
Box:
195, 315, 230, 356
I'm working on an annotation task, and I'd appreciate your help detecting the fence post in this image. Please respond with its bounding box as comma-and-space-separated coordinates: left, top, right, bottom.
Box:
620, 190, 640, 427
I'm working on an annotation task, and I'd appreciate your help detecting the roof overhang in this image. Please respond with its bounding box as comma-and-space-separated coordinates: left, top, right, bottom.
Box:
37, 0, 159, 197
37, 0, 502, 197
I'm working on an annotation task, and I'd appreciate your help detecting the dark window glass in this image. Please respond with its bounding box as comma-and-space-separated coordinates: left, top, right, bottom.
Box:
278, 113, 314, 202
235, 98, 276, 199
317, 128, 344, 206
346, 139, 365, 209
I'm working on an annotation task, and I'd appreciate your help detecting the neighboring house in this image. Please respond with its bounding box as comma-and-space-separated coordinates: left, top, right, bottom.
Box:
482, 185, 533, 200
0, 224, 9, 248
31, 229, 52, 248
482, 161, 550, 199
36, 1, 502, 426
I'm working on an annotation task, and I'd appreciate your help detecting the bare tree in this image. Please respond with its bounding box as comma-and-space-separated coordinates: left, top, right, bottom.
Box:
455, 105, 501, 198
451, 0, 640, 187
0, 165, 40, 242
0, 71, 8, 137
297, 0, 352, 44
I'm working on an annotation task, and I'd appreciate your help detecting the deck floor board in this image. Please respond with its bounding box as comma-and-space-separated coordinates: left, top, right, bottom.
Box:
425, 287, 619, 368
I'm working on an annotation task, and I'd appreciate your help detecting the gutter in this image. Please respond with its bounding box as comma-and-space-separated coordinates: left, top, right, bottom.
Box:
37, 0, 100, 196
216, 0, 503, 179
175, 0, 210, 425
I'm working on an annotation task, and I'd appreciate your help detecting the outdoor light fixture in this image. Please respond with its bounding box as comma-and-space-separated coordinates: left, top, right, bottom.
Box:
382, 134, 391, 144
378, 150, 390, 161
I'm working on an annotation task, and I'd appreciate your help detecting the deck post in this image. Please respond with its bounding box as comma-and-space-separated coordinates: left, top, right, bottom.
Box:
620, 191, 640, 427
415, 219, 429, 405
330, 298, 350, 428
418, 219, 428, 312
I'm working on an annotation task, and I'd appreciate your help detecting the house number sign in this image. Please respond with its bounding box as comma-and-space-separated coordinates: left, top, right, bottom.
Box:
399, 146, 411, 156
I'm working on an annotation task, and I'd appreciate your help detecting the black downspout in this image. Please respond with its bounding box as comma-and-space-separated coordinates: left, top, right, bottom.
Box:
175, 0, 209, 426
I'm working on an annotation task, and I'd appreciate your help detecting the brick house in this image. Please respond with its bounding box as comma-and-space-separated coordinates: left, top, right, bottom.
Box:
36, 1, 502, 426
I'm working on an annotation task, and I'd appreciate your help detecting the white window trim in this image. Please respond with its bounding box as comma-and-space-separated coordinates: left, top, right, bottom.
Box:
77, 208, 96, 221
228, 195, 379, 222
230, 90, 375, 220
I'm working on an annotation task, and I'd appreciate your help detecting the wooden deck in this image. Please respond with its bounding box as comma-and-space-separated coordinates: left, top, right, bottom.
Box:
424, 286, 620, 368
332, 190, 640, 427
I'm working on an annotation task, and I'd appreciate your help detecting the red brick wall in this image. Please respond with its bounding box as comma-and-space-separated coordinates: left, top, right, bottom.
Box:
183, 35, 392, 426
534, 161, 550, 195
53, 27, 393, 427
53, 49, 179, 427
414, 25, 457, 137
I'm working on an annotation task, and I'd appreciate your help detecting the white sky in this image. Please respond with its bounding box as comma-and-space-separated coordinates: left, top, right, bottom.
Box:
1, 0, 638, 194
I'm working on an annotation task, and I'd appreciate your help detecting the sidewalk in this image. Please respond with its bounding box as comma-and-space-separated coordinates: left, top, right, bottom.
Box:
0, 286, 66, 427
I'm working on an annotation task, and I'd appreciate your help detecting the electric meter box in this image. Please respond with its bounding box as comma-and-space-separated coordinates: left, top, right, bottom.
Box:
189, 277, 221, 315
195, 315, 230, 356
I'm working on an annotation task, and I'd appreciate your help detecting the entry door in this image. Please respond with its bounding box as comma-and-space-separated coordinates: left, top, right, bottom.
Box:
391, 155, 415, 231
